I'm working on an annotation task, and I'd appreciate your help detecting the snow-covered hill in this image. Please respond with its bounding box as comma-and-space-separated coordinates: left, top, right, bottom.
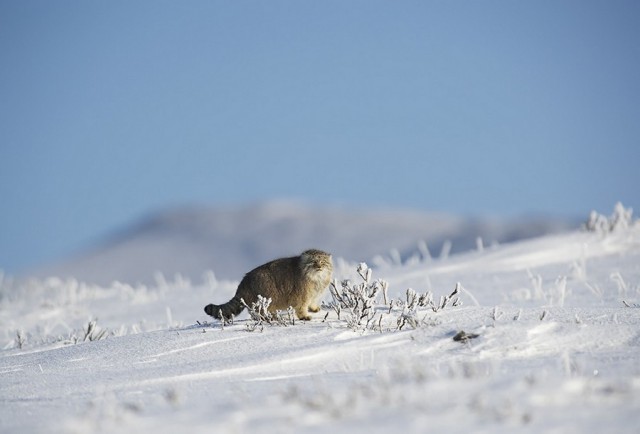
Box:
1, 205, 638, 433
31, 201, 576, 285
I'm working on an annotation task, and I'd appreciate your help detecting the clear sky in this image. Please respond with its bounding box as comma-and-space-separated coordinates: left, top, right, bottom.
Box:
1, 0, 639, 274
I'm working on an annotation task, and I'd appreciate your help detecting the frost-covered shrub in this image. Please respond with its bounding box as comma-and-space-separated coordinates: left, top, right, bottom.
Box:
14, 330, 26, 349
82, 320, 108, 342
324, 262, 463, 333
585, 202, 634, 233
7, 319, 110, 350
396, 284, 462, 330
240, 295, 295, 332
325, 263, 387, 332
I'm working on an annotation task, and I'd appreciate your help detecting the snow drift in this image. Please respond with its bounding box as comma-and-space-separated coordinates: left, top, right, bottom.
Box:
1, 204, 638, 433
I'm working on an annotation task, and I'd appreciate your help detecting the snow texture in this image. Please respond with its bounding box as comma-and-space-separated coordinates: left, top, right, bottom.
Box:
1, 208, 639, 433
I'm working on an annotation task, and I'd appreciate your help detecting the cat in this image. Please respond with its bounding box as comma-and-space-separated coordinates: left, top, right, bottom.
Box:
204, 249, 333, 321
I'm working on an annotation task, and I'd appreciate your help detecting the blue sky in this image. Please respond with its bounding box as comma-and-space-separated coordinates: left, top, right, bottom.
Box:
1, 0, 639, 273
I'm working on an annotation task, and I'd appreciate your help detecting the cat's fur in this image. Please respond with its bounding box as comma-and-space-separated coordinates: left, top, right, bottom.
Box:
204, 249, 333, 321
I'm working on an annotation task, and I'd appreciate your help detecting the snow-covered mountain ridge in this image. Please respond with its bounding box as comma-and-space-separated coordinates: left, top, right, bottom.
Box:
31, 201, 577, 285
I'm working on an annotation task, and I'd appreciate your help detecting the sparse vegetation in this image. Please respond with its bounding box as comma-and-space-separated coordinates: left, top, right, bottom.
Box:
15, 330, 26, 349
584, 202, 635, 233
81, 320, 108, 342
241, 295, 296, 332
324, 262, 463, 333
324, 263, 385, 332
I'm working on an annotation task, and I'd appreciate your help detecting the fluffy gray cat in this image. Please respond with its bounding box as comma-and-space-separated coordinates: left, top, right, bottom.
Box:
204, 249, 333, 321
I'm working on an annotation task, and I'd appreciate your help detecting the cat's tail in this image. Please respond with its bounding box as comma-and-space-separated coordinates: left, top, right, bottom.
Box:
204, 296, 245, 320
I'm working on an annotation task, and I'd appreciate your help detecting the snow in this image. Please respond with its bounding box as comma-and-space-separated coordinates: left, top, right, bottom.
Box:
30, 201, 575, 284
2, 220, 640, 433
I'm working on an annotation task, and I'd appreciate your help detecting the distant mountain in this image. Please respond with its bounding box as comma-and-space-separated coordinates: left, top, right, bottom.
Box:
31, 201, 578, 285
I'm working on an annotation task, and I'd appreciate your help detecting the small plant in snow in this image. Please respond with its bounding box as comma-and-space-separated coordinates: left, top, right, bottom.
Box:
491, 306, 503, 321
525, 271, 569, 306
82, 320, 108, 342
325, 263, 463, 332
15, 330, 26, 349
407, 282, 461, 313
513, 309, 522, 321
241, 295, 295, 332
610, 272, 628, 297
554, 276, 568, 307
527, 270, 544, 300
396, 284, 462, 330
584, 202, 634, 233
325, 263, 387, 332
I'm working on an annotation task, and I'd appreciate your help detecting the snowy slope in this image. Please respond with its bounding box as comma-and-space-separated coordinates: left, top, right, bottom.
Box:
30, 200, 576, 284
1, 209, 639, 433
